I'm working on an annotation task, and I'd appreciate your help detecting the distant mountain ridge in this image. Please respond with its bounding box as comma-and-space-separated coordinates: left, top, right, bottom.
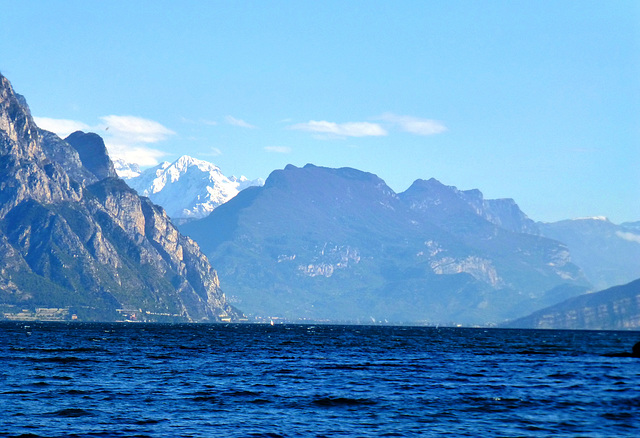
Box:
538, 217, 640, 291
181, 163, 588, 325
122, 155, 263, 222
400, 178, 539, 235
504, 278, 640, 330
0, 72, 240, 322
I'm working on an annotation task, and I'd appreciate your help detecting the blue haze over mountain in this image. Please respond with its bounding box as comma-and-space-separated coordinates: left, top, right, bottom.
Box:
2, 69, 638, 327
538, 218, 640, 291
180, 164, 590, 325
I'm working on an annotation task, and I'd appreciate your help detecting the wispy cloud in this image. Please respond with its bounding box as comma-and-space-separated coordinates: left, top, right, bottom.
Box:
104, 143, 167, 166
99, 115, 175, 143
225, 116, 257, 129
288, 120, 387, 138
264, 146, 291, 154
202, 147, 223, 157
377, 113, 447, 136
32, 115, 174, 166
616, 231, 640, 244
33, 117, 91, 138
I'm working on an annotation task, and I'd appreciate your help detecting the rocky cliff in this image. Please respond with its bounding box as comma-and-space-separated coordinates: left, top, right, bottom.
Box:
0, 72, 240, 322
504, 278, 640, 330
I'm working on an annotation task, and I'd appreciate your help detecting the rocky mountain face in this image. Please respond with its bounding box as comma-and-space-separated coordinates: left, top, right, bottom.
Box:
400, 178, 539, 235
504, 278, 640, 330
65, 131, 118, 180
538, 218, 640, 291
0, 73, 240, 322
123, 156, 263, 222
180, 163, 588, 325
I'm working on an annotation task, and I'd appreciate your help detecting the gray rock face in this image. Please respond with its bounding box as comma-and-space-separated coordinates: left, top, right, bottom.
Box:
504, 278, 640, 330
0, 72, 240, 322
65, 131, 118, 181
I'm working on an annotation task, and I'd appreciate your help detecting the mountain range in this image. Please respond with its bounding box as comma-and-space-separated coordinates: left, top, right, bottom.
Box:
3, 70, 638, 328
538, 217, 640, 291
120, 156, 263, 223
129, 157, 637, 328
180, 164, 592, 326
0, 73, 239, 322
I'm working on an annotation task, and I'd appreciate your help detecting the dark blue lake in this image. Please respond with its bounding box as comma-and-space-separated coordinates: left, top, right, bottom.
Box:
1, 322, 639, 437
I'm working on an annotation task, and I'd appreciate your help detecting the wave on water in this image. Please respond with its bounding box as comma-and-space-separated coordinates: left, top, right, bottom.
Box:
1, 322, 639, 437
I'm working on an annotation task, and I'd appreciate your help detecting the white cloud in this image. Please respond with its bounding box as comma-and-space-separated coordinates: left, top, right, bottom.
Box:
33, 115, 174, 167
97, 115, 174, 165
99, 115, 175, 143
33, 117, 91, 138
264, 146, 291, 154
378, 113, 447, 136
225, 116, 257, 129
288, 120, 387, 138
105, 142, 167, 167
616, 231, 640, 244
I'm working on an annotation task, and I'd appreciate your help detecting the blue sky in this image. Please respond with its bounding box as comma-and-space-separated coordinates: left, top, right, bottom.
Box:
1, 1, 638, 223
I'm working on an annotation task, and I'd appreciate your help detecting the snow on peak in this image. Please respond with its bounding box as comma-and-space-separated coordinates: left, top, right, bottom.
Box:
113, 159, 142, 179
124, 155, 263, 220
574, 216, 609, 222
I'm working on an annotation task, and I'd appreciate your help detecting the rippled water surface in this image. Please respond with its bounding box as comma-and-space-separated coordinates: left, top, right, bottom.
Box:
1, 322, 639, 437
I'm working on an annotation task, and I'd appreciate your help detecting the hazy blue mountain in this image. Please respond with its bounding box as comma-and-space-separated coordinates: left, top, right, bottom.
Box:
621, 221, 640, 231
504, 278, 640, 330
400, 178, 539, 235
538, 217, 640, 291
0, 72, 240, 322
181, 163, 588, 325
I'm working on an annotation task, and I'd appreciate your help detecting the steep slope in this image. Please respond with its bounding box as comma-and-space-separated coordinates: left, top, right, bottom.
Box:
65, 131, 118, 180
0, 72, 239, 322
181, 163, 587, 325
400, 178, 539, 234
399, 178, 583, 299
504, 278, 640, 330
538, 218, 640, 290
124, 155, 263, 222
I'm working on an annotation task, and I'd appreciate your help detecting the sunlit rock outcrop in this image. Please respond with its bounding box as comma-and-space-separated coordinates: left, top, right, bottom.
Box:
0, 72, 241, 322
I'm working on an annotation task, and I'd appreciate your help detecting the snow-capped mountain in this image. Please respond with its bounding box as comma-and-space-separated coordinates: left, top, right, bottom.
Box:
123, 156, 263, 221
113, 159, 141, 179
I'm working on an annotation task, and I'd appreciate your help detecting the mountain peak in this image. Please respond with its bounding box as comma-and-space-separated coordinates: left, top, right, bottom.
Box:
0, 72, 45, 161
174, 155, 220, 173
124, 155, 263, 220
401, 178, 537, 234
64, 131, 118, 181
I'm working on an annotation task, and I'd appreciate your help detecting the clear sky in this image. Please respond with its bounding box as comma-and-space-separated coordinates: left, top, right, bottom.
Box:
1, 1, 638, 223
